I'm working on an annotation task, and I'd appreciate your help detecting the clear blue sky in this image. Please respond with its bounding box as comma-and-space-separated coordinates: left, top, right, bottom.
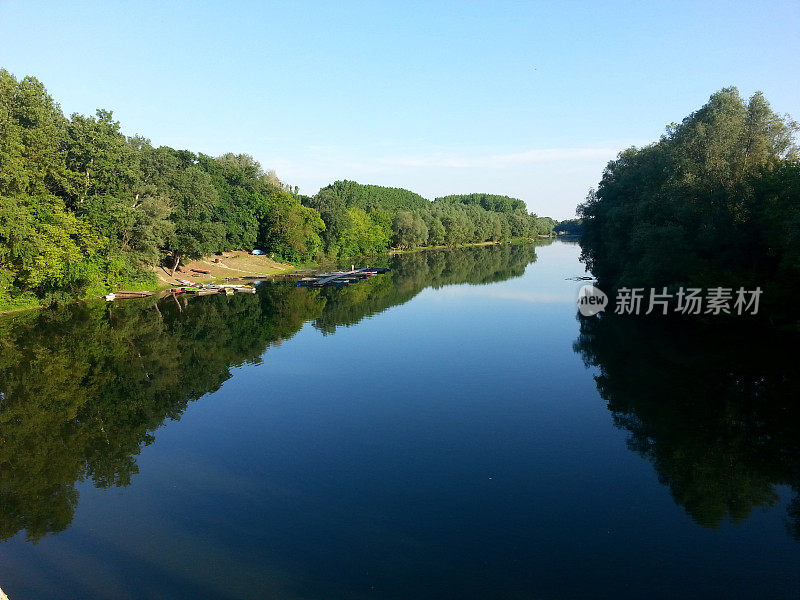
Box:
1, 1, 798, 219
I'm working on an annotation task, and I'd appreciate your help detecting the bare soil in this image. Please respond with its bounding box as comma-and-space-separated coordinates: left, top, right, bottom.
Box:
154, 251, 297, 286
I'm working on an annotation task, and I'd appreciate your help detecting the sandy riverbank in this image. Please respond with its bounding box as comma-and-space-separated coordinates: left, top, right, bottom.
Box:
153, 251, 299, 287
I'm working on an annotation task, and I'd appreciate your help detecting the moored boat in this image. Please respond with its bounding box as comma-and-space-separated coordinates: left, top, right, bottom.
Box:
107, 290, 154, 300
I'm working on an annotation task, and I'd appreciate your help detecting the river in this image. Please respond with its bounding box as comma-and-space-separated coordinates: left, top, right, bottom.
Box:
0, 240, 797, 599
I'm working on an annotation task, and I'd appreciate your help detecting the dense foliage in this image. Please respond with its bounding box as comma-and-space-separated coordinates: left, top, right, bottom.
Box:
554, 218, 583, 235
0, 70, 554, 310
578, 87, 799, 319
0, 70, 320, 309
307, 183, 555, 252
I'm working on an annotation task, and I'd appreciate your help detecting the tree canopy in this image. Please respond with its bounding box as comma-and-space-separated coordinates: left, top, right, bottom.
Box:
305, 182, 555, 256
578, 87, 799, 321
0, 70, 555, 310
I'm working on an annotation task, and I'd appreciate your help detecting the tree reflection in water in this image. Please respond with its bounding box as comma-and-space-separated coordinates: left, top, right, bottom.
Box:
574, 312, 800, 534
0, 243, 541, 542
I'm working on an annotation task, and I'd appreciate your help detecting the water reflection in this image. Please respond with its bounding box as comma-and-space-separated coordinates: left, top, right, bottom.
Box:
573, 312, 800, 533
0, 243, 540, 542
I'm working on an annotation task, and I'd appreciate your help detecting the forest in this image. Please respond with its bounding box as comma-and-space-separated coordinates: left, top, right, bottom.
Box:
305, 184, 555, 257
578, 87, 799, 322
0, 70, 555, 311
553, 218, 583, 236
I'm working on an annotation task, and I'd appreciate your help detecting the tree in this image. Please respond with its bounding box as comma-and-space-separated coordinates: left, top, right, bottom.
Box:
64, 109, 137, 206
0, 70, 69, 197
0, 194, 107, 305
165, 165, 225, 273
441, 210, 472, 246
578, 87, 799, 320
338, 208, 390, 257
424, 214, 446, 246
554, 219, 582, 235
392, 211, 428, 249
257, 189, 324, 262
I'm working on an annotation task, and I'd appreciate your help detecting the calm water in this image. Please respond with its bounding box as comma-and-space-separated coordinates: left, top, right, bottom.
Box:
1, 241, 798, 599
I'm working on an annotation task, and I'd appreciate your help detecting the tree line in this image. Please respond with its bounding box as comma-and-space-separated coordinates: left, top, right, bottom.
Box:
0, 70, 555, 311
553, 218, 583, 235
304, 182, 556, 256
578, 87, 799, 322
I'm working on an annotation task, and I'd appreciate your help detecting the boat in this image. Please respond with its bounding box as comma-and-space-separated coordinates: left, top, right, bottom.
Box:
107, 290, 154, 299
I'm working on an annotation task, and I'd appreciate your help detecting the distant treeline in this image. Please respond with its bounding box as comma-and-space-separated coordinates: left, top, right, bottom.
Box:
554, 218, 583, 235
578, 87, 799, 321
0, 70, 555, 310
307, 183, 556, 255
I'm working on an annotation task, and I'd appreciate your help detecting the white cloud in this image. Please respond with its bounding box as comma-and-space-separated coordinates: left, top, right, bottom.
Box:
378, 147, 620, 169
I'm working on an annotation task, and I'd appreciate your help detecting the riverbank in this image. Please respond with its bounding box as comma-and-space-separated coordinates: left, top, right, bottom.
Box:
153, 251, 299, 287
387, 236, 554, 255
0, 252, 299, 316
0, 239, 553, 316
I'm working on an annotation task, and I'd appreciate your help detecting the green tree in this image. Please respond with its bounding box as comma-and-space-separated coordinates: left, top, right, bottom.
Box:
392, 211, 428, 249
578, 87, 799, 321
0, 71, 69, 198
257, 188, 325, 262
0, 194, 107, 306
338, 208, 391, 256
64, 109, 137, 206
165, 165, 225, 273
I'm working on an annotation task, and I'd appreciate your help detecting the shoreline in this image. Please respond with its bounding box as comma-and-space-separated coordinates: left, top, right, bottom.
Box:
0, 252, 299, 317
0, 238, 556, 316
387, 236, 554, 255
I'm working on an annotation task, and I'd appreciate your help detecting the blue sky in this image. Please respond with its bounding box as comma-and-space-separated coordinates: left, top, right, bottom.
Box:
1, 1, 798, 219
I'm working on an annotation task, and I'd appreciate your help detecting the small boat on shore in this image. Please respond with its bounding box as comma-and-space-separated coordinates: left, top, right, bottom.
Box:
105, 290, 154, 301
106, 281, 257, 301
